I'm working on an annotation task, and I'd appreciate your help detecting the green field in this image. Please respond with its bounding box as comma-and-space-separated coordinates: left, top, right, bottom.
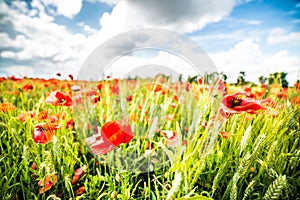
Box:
0, 76, 299, 200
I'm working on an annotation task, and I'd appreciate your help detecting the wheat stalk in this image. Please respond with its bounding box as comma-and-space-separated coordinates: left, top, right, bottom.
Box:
242, 180, 256, 200
230, 183, 237, 200
166, 171, 183, 200
263, 175, 287, 200
212, 161, 228, 196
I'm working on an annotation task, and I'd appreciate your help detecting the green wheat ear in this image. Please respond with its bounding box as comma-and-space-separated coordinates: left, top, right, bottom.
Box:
230, 183, 237, 200
212, 161, 228, 196
242, 180, 256, 200
263, 175, 287, 200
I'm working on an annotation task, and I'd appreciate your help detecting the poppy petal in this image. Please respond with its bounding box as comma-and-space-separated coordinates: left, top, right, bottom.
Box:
88, 120, 134, 155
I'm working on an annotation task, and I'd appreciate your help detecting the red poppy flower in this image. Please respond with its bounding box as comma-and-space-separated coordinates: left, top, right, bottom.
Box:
110, 85, 119, 95
146, 83, 163, 92
75, 186, 85, 196
291, 96, 300, 106
276, 90, 288, 99
48, 114, 59, 123
172, 95, 179, 101
84, 90, 98, 97
38, 173, 58, 194
294, 82, 300, 90
17, 111, 36, 122
33, 122, 60, 144
91, 95, 101, 103
243, 87, 256, 98
0, 77, 6, 82
10, 76, 20, 81
31, 163, 37, 170
160, 130, 180, 147
46, 90, 72, 106
88, 120, 134, 155
97, 82, 103, 90
198, 78, 203, 84
220, 92, 267, 118
169, 102, 178, 108
220, 131, 231, 139
66, 119, 75, 129
37, 110, 48, 120
72, 165, 87, 185
0, 103, 17, 112
186, 83, 192, 91
126, 95, 133, 102
22, 84, 34, 91
166, 114, 176, 121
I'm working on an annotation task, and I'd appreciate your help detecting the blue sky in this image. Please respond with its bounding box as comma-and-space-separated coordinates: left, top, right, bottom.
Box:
0, 0, 299, 84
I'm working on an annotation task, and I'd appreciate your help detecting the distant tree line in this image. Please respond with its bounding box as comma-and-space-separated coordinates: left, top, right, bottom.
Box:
186, 71, 291, 88
127, 71, 293, 88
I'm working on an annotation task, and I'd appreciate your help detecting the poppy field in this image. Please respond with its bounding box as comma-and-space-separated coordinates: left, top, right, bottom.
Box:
0, 75, 299, 200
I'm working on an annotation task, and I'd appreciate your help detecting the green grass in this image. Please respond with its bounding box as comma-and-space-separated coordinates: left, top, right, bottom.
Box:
0, 78, 299, 199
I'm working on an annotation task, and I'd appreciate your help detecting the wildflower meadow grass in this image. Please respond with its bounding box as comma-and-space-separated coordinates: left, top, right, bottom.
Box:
0, 76, 299, 200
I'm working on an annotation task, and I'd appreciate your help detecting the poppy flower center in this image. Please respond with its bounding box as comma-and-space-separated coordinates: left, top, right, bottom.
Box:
231, 97, 242, 107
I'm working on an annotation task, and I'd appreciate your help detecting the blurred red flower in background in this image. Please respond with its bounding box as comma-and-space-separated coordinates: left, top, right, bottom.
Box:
126, 95, 133, 103
37, 110, 49, 120
17, 111, 36, 122
38, 173, 58, 194
291, 96, 300, 106
72, 165, 87, 185
33, 122, 60, 144
46, 90, 72, 106
220, 131, 231, 139
75, 186, 85, 196
22, 84, 34, 91
160, 130, 180, 147
0, 103, 17, 112
91, 95, 101, 103
66, 119, 75, 129
276, 88, 288, 99
97, 82, 103, 90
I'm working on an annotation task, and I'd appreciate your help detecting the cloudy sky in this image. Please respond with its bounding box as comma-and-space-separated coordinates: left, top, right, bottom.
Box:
0, 0, 299, 84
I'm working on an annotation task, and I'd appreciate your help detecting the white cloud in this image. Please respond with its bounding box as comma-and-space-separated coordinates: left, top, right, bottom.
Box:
29, 0, 83, 19
267, 28, 300, 44
210, 39, 300, 84
1, 51, 17, 59
11, 1, 29, 13
245, 20, 260, 25
0, 1, 90, 78
30, 0, 54, 21
55, 0, 83, 18
99, 0, 236, 35
3, 0, 236, 80
77, 22, 97, 35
